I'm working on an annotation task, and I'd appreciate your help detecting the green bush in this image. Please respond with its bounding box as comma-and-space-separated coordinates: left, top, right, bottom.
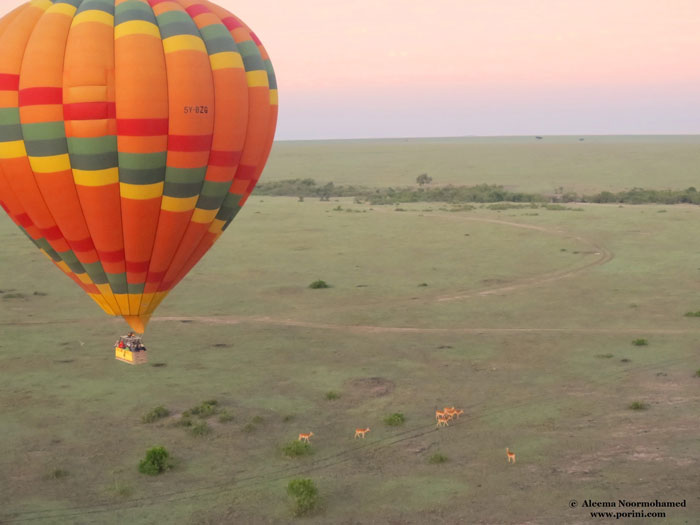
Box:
48, 468, 68, 479
309, 280, 330, 289
218, 410, 234, 423
595, 353, 614, 359
632, 338, 648, 346
325, 391, 340, 400
175, 415, 193, 427
142, 405, 170, 423
384, 413, 405, 426
287, 478, 319, 516
191, 422, 212, 437
189, 400, 219, 418
695, 369, 700, 377
629, 401, 649, 410
138, 446, 171, 475
283, 440, 312, 457
684, 311, 700, 317
429, 453, 448, 464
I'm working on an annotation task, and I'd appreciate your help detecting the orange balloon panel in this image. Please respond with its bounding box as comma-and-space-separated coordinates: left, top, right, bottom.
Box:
0, 0, 278, 333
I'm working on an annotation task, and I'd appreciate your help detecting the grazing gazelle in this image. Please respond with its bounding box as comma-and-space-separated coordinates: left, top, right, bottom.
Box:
506, 447, 516, 463
354, 427, 370, 439
453, 409, 464, 419
298, 432, 314, 443
436, 415, 450, 428
435, 409, 447, 421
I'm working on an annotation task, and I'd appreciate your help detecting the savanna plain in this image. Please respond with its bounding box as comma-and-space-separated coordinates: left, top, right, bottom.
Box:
1, 136, 699, 524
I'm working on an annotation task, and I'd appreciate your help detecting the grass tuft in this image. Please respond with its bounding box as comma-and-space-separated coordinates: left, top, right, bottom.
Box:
384, 413, 405, 426
191, 421, 212, 437
325, 391, 340, 400
283, 440, 312, 457
628, 401, 649, 410
142, 405, 170, 424
429, 453, 448, 464
218, 410, 234, 423
309, 279, 330, 289
631, 338, 648, 346
684, 311, 700, 317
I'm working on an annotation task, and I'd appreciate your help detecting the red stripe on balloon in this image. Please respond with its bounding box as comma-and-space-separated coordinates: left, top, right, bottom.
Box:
208, 150, 241, 167
69, 237, 95, 252
97, 249, 125, 263
186, 5, 210, 17
168, 134, 212, 152
0, 74, 19, 90
41, 225, 63, 241
126, 260, 150, 273
64, 102, 116, 121
117, 118, 169, 136
16, 213, 33, 228
235, 164, 256, 180
221, 17, 243, 31
19, 87, 62, 106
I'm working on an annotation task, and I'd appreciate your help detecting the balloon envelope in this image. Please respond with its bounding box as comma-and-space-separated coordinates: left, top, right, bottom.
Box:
0, 0, 278, 332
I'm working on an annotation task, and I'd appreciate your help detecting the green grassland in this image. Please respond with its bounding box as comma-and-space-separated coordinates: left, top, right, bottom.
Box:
266, 135, 700, 194
1, 138, 700, 523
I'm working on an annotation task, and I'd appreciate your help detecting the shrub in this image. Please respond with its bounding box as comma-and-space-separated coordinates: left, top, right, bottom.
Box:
142, 405, 170, 424
287, 478, 319, 516
629, 401, 649, 410
283, 440, 312, 457
384, 413, 405, 426
138, 446, 171, 475
695, 369, 700, 377
684, 311, 700, 317
189, 400, 219, 418
218, 410, 234, 423
191, 422, 212, 437
309, 280, 330, 289
48, 468, 68, 479
418, 283, 428, 287
632, 339, 648, 346
325, 391, 340, 400
429, 453, 448, 464
595, 353, 614, 359
175, 415, 193, 427
242, 422, 257, 433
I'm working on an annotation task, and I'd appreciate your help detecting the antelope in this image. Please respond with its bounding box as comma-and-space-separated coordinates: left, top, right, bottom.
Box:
506, 447, 516, 463
298, 432, 314, 443
436, 415, 450, 428
354, 427, 370, 439
435, 409, 447, 421
453, 409, 464, 419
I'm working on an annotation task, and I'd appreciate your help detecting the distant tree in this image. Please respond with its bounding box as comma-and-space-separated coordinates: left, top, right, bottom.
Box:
416, 173, 432, 186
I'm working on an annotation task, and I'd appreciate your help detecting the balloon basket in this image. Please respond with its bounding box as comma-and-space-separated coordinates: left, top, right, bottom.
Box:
115, 347, 148, 365
114, 334, 148, 365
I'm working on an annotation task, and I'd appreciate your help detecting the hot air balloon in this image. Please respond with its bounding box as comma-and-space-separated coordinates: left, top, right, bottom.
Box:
0, 1, 278, 341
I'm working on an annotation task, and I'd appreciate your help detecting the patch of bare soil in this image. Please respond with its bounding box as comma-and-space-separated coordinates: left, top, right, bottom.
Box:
345, 377, 395, 397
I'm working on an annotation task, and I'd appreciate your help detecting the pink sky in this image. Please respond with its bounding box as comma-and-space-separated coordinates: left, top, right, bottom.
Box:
2, 0, 700, 139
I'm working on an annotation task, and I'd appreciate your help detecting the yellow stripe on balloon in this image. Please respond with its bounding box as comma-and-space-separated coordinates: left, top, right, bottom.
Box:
162, 35, 206, 54
191, 208, 218, 224
0, 140, 27, 159
161, 195, 198, 212
56, 260, 71, 274
120, 182, 164, 200
72, 10, 114, 27
270, 89, 278, 105
114, 294, 130, 314
208, 218, 225, 235
29, 154, 71, 173
89, 293, 117, 315
76, 272, 94, 284
47, 3, 77, 16
209, 52, 243, 71
29, 0, 52, 10
73, 167, 119, 187
246, 70, 269, 88
115, 20, 160, 39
